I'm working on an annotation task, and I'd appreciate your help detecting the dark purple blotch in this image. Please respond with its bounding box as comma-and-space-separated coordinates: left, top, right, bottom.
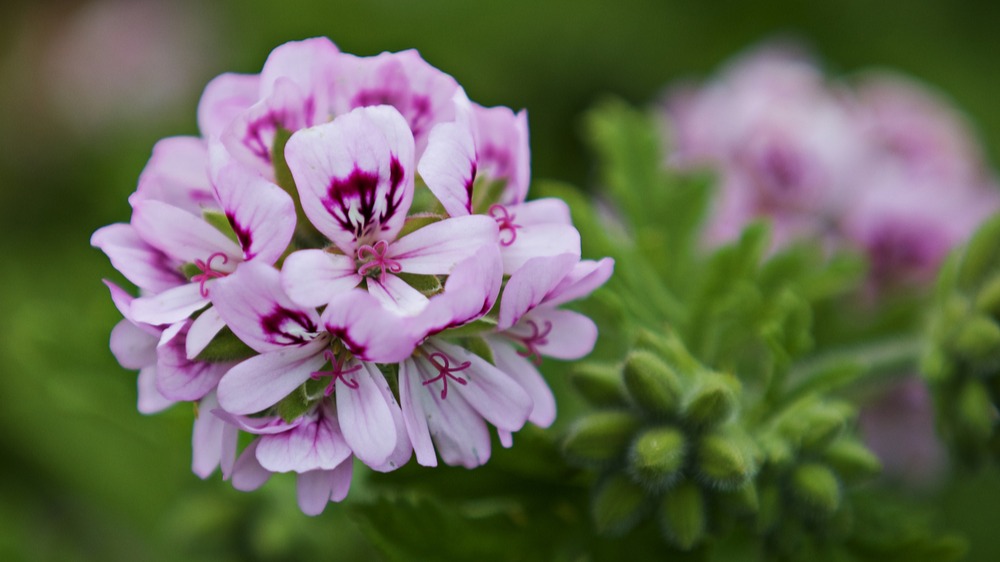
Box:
226, 211, 255, 260
260, 306, 318, 346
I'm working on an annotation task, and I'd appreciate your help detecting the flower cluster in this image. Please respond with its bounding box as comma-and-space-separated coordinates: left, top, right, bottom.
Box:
92, 37, 612, 515
664, 44, 1000, 289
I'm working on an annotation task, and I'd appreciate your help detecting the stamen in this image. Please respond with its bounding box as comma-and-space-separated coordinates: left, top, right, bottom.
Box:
514, 319, 553, 366
422, 352, 471, 400
489, 205, 522, 247
310, 349, 362, 396
191, 252, 230, 297
357, 239, 403, 284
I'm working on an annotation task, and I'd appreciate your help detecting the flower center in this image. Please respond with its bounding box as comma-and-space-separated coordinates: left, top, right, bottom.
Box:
422, 352, 471, 400
489, 205, 522, 247
357, 239, 403, 284
191, 252, 231, 297
514, 319, 553, 366
310, 350, 362, 397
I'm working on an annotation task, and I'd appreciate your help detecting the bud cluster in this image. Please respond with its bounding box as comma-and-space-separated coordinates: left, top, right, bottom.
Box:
924, 215, 1000, 464
564, 329, 880, 553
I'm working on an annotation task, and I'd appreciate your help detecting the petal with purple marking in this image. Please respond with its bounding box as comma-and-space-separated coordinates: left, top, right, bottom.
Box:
287, 106, 415, 253
132, 136, 215, 214
156, 322, 230, 402
132, 200, 243, 265
92, 224, 185, 294
211, 262, 322, 354
412, 248, 503, 337
472, 104, 530, 205
256, 404, 352, 473
321, 289, 417, 363
213, 162, 296, 263
418, 119, 477, 216
487, 337, 556, 427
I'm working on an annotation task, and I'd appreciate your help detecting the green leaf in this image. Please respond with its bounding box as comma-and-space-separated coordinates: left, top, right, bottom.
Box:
396, 272, 443, 296
194, 327, 257, 363
202, 209, 240, 244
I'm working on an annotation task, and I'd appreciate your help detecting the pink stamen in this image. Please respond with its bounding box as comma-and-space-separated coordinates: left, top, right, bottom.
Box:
310, 350, 362, 396
514, 320, 553, 366
489, 204, 522, 247
191, 252, 230, 297
422, 352, 471, 400
357, 239, 403, 284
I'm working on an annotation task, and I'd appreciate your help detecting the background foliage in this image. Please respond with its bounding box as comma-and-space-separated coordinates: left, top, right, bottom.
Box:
1, 0, 999, 560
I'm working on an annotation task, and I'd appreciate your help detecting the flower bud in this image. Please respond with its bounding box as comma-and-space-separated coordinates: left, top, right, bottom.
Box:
569, 363, 629, 408
974, 274, 1000, 317
958, 215, 1000, 290
789, 462, 841, 517
798, 402, 851, 453
623, 350, 683, 416
634, 328, 701, 375
696, 429, 757, 490
951, 314, 1000, 363
628, 426, 686, 489
563, 411, 640, 466
591, 473, 649, 536
956, 380, 995, 442
683, 372, 739, 427
658, 481, 706, 550
822, 438, 882, 483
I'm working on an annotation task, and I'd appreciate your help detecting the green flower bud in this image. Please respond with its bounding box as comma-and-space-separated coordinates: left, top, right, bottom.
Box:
974, 274, 1000, 317
956, 380, 995, 442
591, 474, 649, 536
658, 481, 706, 550
628, 426, 686, 489
958, 214, 1000, 291
789, 463, 841, 517
951, 314, 1000, 363
634, 328, 701, 375
563, 411, 640, 466
720, 481, 759, 515
569, 363, 629, 408
696, 430, 757, 490
623, 350, 683, 416
683, 372, 739, 427
756, 483, 781, 534
799, 402, 851, 453
822, 438, 882, 483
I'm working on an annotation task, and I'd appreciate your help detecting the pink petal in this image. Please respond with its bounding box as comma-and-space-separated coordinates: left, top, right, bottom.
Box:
487, 337, 556, 427
508, 198, 572, 226
211, 409, 304, 435
137, 366, 175, 414
259, 37, 339, 120
286, 105, 415, 254
256, 404, 352, 473
131, 200, 243, 265
210, 261, 322, 354
186, 307, 226, 360
367, 275, 429, 315
222, 78, 314, 176
216, 339, 327, 415
197, 72, 261, 139
417, 119, 477, 216
321, 289, 417, 363
544, 257, 615, 308
365, 362, 413, 472
130, 283, 209, 326
296, 461, 353, 516
498, 429, 514, 448
230, 439, 272, 491
390, 215, 498, 274
334, 50, 461, 155
412, 248, 503, 337
472, 104, 531, 205
155, 322, 230, 402
192, 392, 229, 478
498, 253, 579, 331
399, 356, 492, 468
328, 458, 354, 501
335, 359, 397, 467
425, 340, 532, 433
213, 162, 296, 264
280, 250, 361, 308
512, 308, 598, 360
500, 223, 581, 275
92, 224, 185, 294
110, 319, 158, 369
132, 136, 215, 214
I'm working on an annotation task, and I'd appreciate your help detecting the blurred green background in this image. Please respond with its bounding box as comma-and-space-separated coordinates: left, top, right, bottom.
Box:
1, 0, 999, 560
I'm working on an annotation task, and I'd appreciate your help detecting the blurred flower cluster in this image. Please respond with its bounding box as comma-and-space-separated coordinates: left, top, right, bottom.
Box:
664, 44, 1000, 291
91, 37, 612, 515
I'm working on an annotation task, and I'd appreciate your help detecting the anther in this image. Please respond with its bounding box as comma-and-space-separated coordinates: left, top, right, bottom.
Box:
489, 205, 522, 246
357, 239, 403, 284
310, 350, 362, 396
191, 252, 230, 297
